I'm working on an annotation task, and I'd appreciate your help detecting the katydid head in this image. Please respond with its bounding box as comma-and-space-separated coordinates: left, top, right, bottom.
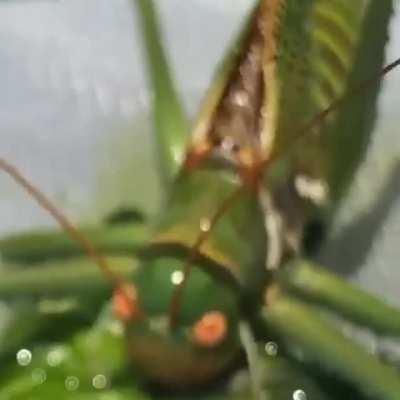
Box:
115, 255, 242, 387
0, 157, 243, 388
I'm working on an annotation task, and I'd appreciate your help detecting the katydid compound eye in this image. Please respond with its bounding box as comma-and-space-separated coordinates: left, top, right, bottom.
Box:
191, 311, 228, 348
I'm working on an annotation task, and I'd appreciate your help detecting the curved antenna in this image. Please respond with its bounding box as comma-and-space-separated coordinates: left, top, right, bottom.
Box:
0, 158, 123, 287
264, 57, 400, 167
168, 57, 400, 329
169, 186, 244, 329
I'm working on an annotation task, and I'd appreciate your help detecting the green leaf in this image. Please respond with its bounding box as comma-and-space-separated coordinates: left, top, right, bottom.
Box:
134, 0, 189, 189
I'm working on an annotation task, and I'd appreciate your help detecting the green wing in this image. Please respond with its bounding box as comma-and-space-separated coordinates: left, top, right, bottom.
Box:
268, 0, 393, 205
189, 0, 392, 210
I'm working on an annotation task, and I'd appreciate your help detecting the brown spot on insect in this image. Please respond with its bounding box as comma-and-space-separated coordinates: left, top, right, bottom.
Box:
191, 311, 228, 348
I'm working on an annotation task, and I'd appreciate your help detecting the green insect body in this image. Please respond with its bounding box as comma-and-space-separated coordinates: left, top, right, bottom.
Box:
145, 0, 393, 284
120, 0, 399, 395
0, 0, 400, 399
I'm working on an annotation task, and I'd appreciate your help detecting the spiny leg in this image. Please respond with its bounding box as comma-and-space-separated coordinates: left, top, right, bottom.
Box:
277, 259, 400, 338
0, 223, 148, 264
262, 293, 400, 400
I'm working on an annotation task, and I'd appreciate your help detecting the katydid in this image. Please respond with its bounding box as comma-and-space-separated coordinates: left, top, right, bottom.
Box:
0, 0, 400, 399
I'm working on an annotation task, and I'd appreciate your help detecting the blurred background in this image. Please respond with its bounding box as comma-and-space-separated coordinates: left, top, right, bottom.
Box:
0, 0, 399, 306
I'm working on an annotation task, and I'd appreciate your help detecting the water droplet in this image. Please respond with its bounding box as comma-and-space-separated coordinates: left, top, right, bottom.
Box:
265, 341, 278, 356
46, 346, 68, 367
92, 374, 108, 390
293, 389, 307, 400
65, 376, 80, 391
171, 270, 184, 286
200, 218, 211, 233
16, 349, 32, 366
31, 368, 47, 385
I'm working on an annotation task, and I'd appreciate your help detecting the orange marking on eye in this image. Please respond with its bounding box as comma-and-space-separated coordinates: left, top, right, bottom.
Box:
112, 284, 142, 322
192, 311, 228, 348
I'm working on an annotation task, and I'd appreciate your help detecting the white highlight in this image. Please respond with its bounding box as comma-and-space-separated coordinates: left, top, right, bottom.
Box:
171, 270, 184, 286
295, 175, 328, 205
65, 376, 80, 391
265, 341, 278, 356
46, 346, 68, 367
200, 217, 211, 233
92, 374, 108, 390
16, 349, 32, 366
259, 189, 283, 270
233, 90, 249, 107
293, 389, 307, 400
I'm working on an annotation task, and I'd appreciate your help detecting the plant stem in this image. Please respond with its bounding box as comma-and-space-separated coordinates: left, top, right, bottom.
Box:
134, 0, 189, 188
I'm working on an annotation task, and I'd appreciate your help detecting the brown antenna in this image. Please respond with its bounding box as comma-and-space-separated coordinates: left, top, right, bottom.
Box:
169, 186, 244, 329
0, 158, 123, 288
169, 56, 400, 329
